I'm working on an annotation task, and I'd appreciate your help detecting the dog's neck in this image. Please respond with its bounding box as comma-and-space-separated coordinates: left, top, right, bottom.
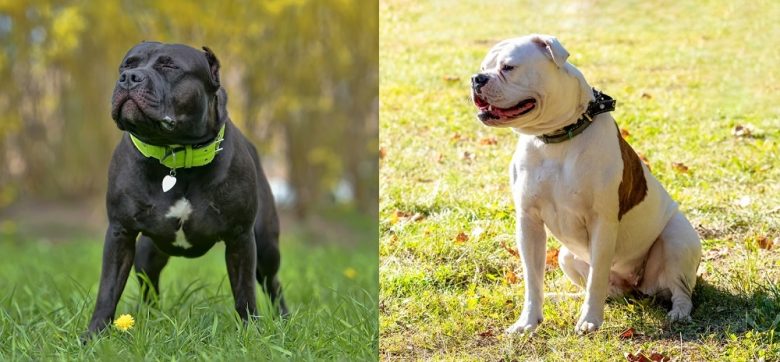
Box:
536, 89, 616, 144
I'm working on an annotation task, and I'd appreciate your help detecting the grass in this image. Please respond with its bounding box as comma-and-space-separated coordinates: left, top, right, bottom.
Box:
379, 0, 780, 360
0, 214, 378, 360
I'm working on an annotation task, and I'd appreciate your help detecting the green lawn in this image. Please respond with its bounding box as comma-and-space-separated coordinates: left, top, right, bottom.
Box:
0, 215, 378, 360
379, 0, 780, 360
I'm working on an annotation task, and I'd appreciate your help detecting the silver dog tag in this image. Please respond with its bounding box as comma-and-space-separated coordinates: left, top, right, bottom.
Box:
162, 175, 177, 192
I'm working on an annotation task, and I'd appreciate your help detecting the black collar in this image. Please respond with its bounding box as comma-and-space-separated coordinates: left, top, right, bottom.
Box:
537, 88, 616, 144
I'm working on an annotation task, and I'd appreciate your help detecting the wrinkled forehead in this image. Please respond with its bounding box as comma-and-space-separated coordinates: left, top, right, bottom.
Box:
480, 37, 543, 69
122, 42, 206, 67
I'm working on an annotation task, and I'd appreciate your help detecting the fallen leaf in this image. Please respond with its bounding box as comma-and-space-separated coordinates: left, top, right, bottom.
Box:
455, 232, 469, 243
625, 351, 652, 362
545, 248, 559, 267
640, 92, 653, 99
443, 75, 460, 82
411, 213, 425, 222
394, 210, 412, 218
500, 241, 520, 258
620, 128, 631, 138
648, 352, 670, 362
638, 154, 651, 170
451, 133, 464, 141
379, 147, 386, 159
479, 137, 498, 145
477, 329, 495, 338
756, 235, 773, 250
619, 327, 636, 339
505, 269, 519, 284
462, 151, 474, 162
671, 162, 689, 173
732, 124, 752, 138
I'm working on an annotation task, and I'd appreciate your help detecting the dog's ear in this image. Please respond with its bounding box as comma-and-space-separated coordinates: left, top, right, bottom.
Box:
202, 46, 221, 90
531, 35, 569, 68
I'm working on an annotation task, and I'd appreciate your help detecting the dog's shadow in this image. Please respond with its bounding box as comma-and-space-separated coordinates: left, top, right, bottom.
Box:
624, 277, 780, 341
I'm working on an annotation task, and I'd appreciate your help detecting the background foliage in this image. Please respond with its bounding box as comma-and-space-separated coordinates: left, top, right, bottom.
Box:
0, 0, 378, 218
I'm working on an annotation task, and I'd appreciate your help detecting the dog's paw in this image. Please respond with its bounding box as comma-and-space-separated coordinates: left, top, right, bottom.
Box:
575, 311, 603, 334
506, 309, 543, 335
667, 306, 692, 322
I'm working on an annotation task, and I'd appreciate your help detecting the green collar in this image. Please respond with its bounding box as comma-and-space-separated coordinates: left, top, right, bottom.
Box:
129, 124, 225, 169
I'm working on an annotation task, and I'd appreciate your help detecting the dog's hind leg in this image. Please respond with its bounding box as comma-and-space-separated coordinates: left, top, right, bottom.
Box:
640, 211, 701, 321
559, 246, 588, 289
254, 225, 289, 317
134, 235, 170, 304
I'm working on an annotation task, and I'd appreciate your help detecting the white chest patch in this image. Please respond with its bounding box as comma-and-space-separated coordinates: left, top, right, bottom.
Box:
165, 198, 193, 249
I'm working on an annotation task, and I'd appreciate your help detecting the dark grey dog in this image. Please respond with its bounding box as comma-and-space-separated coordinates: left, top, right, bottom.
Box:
85, 42, 288, 337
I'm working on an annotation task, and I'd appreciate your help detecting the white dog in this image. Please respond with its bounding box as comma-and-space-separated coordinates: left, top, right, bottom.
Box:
470, 34, 701, 334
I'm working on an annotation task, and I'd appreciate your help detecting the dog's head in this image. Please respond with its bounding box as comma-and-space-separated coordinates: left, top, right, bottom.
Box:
111, 42, 226, 145
471, 34, 593, 134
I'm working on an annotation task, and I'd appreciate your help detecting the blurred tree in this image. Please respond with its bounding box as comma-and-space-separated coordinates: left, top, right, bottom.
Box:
0, 0, 378, 218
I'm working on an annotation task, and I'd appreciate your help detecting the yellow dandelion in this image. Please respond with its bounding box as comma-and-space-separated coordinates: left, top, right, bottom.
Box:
114, 314, 135, 331
343, 267, 358, 279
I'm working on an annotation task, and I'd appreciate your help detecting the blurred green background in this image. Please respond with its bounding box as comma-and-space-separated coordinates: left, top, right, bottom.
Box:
0, 0, 378, 241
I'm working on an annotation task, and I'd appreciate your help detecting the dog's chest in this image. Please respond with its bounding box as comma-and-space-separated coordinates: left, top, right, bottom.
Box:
163, 198, 195, 249
132, 195, 224, 254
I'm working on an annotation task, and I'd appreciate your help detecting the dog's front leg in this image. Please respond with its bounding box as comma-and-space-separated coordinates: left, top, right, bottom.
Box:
506, 212, 547, 334
85, 223, 137, 337
225, 230, 258, 321
575, 217, 618, 334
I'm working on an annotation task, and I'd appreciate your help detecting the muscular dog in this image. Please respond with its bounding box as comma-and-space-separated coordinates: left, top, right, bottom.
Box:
85, 42, 288, 337
470, 34, 701, 334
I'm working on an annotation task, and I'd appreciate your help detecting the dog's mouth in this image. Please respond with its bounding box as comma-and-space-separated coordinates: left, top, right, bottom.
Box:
112, 89, 174, 131
473, 93, 536, 125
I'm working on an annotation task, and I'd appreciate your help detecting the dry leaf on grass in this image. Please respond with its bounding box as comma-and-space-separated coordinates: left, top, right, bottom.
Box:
479, 137, 498, 145
671, 162, 689, 173
638, 154, 651, 170
443, 75, 459, 82
379, 147, 386, 159
640, 92, 653, 99
756, 235, 773, 250
618, 327, 644, 339
625, 350, 670, 362
455, 232, 469, 243
477, 329, 495, 338
732, 124, 752, 138
500, 241, 520, 258
505, 269, 519, 284
546, 248, 559, 267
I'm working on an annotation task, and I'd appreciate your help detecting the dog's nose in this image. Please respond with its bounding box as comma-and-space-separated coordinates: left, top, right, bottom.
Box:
118, 70, 146, 90
471, 73, 489, 92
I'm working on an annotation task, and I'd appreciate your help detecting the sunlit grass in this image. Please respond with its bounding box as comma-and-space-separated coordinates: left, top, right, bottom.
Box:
0, 222, 378, 360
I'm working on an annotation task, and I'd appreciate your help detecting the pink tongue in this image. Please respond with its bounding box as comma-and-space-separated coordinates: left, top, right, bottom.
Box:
498, 101, 534, 116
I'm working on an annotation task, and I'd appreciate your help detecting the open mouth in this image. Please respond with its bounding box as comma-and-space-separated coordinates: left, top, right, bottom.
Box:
473, 93, 536, 123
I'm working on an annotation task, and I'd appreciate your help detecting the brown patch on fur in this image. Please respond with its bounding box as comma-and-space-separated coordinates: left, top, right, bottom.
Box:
617, 127, 648, 220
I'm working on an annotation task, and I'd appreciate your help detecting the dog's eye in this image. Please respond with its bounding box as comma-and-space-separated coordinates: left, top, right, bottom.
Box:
501, 64, 515, 72
121, 57, 139, 69
156, 56, 179, 70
